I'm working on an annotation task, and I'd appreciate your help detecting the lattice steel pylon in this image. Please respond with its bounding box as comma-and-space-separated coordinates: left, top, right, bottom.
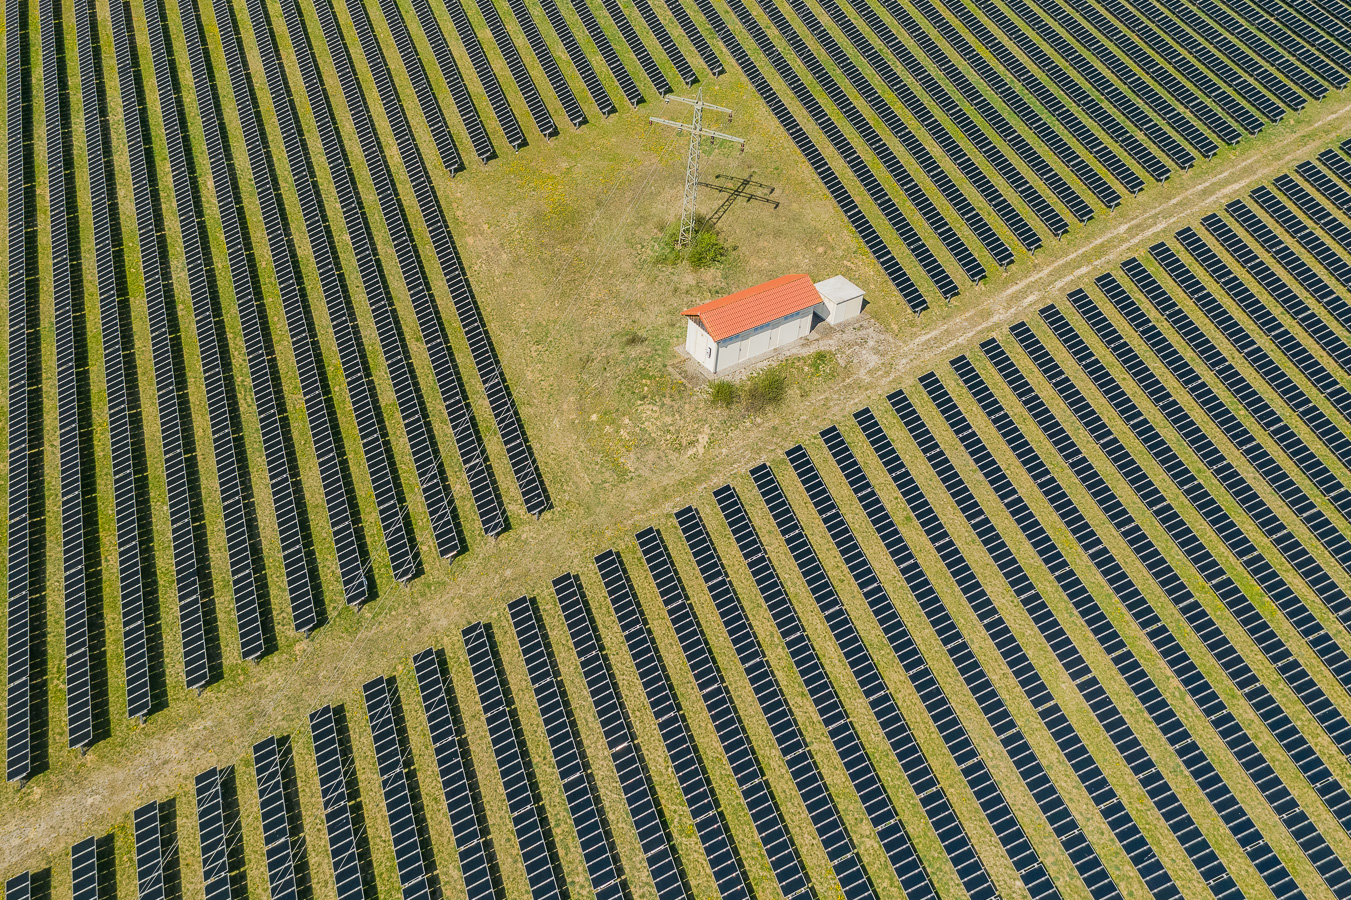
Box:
650, 89, 744, 248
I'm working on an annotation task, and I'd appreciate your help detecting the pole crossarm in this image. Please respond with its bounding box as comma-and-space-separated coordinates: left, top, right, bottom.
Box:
647, 116, 745, 144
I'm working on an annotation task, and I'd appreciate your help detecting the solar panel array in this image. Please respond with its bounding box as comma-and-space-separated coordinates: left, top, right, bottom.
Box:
215, 0, 365, 609
634, 528, 814, 899
595, 549, 751, 900
71, 836, 98, 900
4, 874, 28, 900
5, 0, 31, 785
300, 0, 461, 561
552, 572, 688, 900
700, 494, 939, 900
402, 0, 495, 162
195, 768, 232, 900
341, 0, 505, 541
180, 0, 314, 641
309, 705, 366, 900
596, 0, 668, 98
42, 0, 88, 756
255, 0, 418, 585
851, 408, 1182, 899
438, 0, 527, 149
473, 0, 559, 137
144, 0, 263, 660
412, 649, 496, 899
463, 623, 562, 900
630, 0, 696, 86
133, 802, 166, 900
686, 0, 928, 310
756, 460, 1061, 900
815, 429, 1121, 899
255, 738, 301, 900
997, 323, 1351, 896
509, 596, 624, 900
364, 677, 432, 900
537, 0, 617, 115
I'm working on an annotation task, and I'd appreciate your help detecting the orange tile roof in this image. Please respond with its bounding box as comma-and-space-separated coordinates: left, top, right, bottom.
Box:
683, 274, 819, 342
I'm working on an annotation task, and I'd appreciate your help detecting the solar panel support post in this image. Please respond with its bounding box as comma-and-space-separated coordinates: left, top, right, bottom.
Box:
649, 88, 743, 248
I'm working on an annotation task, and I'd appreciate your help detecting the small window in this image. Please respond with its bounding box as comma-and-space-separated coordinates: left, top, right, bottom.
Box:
706, 346, 712, 358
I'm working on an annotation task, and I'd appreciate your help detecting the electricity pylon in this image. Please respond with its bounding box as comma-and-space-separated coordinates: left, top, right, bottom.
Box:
649, 88, 744, 248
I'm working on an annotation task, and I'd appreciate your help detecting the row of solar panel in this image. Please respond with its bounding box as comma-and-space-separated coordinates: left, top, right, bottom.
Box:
1003, 315, 1350, 896
9, 0, 592, 773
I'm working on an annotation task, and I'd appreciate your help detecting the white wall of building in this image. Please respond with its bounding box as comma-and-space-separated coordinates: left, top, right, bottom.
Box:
687, 308, 815, 374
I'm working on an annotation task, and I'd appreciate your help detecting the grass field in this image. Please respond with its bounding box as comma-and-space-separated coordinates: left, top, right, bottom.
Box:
7, 0, 1351, 895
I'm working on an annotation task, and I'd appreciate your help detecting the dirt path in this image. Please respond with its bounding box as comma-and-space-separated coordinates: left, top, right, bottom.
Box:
5, 99, 1351, 872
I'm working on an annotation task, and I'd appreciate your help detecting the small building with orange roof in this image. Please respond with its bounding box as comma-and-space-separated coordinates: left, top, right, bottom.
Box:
683, 273, 863, 374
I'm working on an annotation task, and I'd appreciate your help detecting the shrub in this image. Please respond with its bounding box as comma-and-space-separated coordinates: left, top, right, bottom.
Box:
654, 214, 732, 268
708, 380, 738, 407
742, 369, 786, 412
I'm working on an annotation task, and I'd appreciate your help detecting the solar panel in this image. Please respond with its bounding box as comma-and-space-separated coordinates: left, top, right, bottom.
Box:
673, 507, 897, 900
342, 0, 507, 541
146, 0, 268, 661
593, 553, 751, 900
5, 0, 32, 783
1250, 0, 1351, 72
681, 0, 936, 306
195, 768, 232, 900
502, 0, 586, 126
767, 454, 1061, 899
412, 649, 496, 899
363, 678, 432, 900
1174, 0, 1339, 95
104, 0, 168, 716
299, 0, 461, 561
536, 0, 621, 113
819, 426, 1123, 898
628, 0, 696, 86
4, 874, 29, 900
509, 598, 624, 900
435, 0, 525, 149
890, 383, 1244, 898
74, 0, 132, 739
634, 530, 815, 899
821, 0, 1065, 239
42, 0, 91, 753
72, 836, 100, 900
403, 0, 495, 161
214, 0, 366, 607
463, 623, 562, 900
134, 802, 167, 900
731, 467, 997, 900
471, 0, 560, 136
595, 0, 668, 98
255, 739, 300, 900
250, 0, 417, 584
945, 348, 1310, 898
177, 0, 316, 639
309, 706, 366, 900
550, 573, 688, 900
